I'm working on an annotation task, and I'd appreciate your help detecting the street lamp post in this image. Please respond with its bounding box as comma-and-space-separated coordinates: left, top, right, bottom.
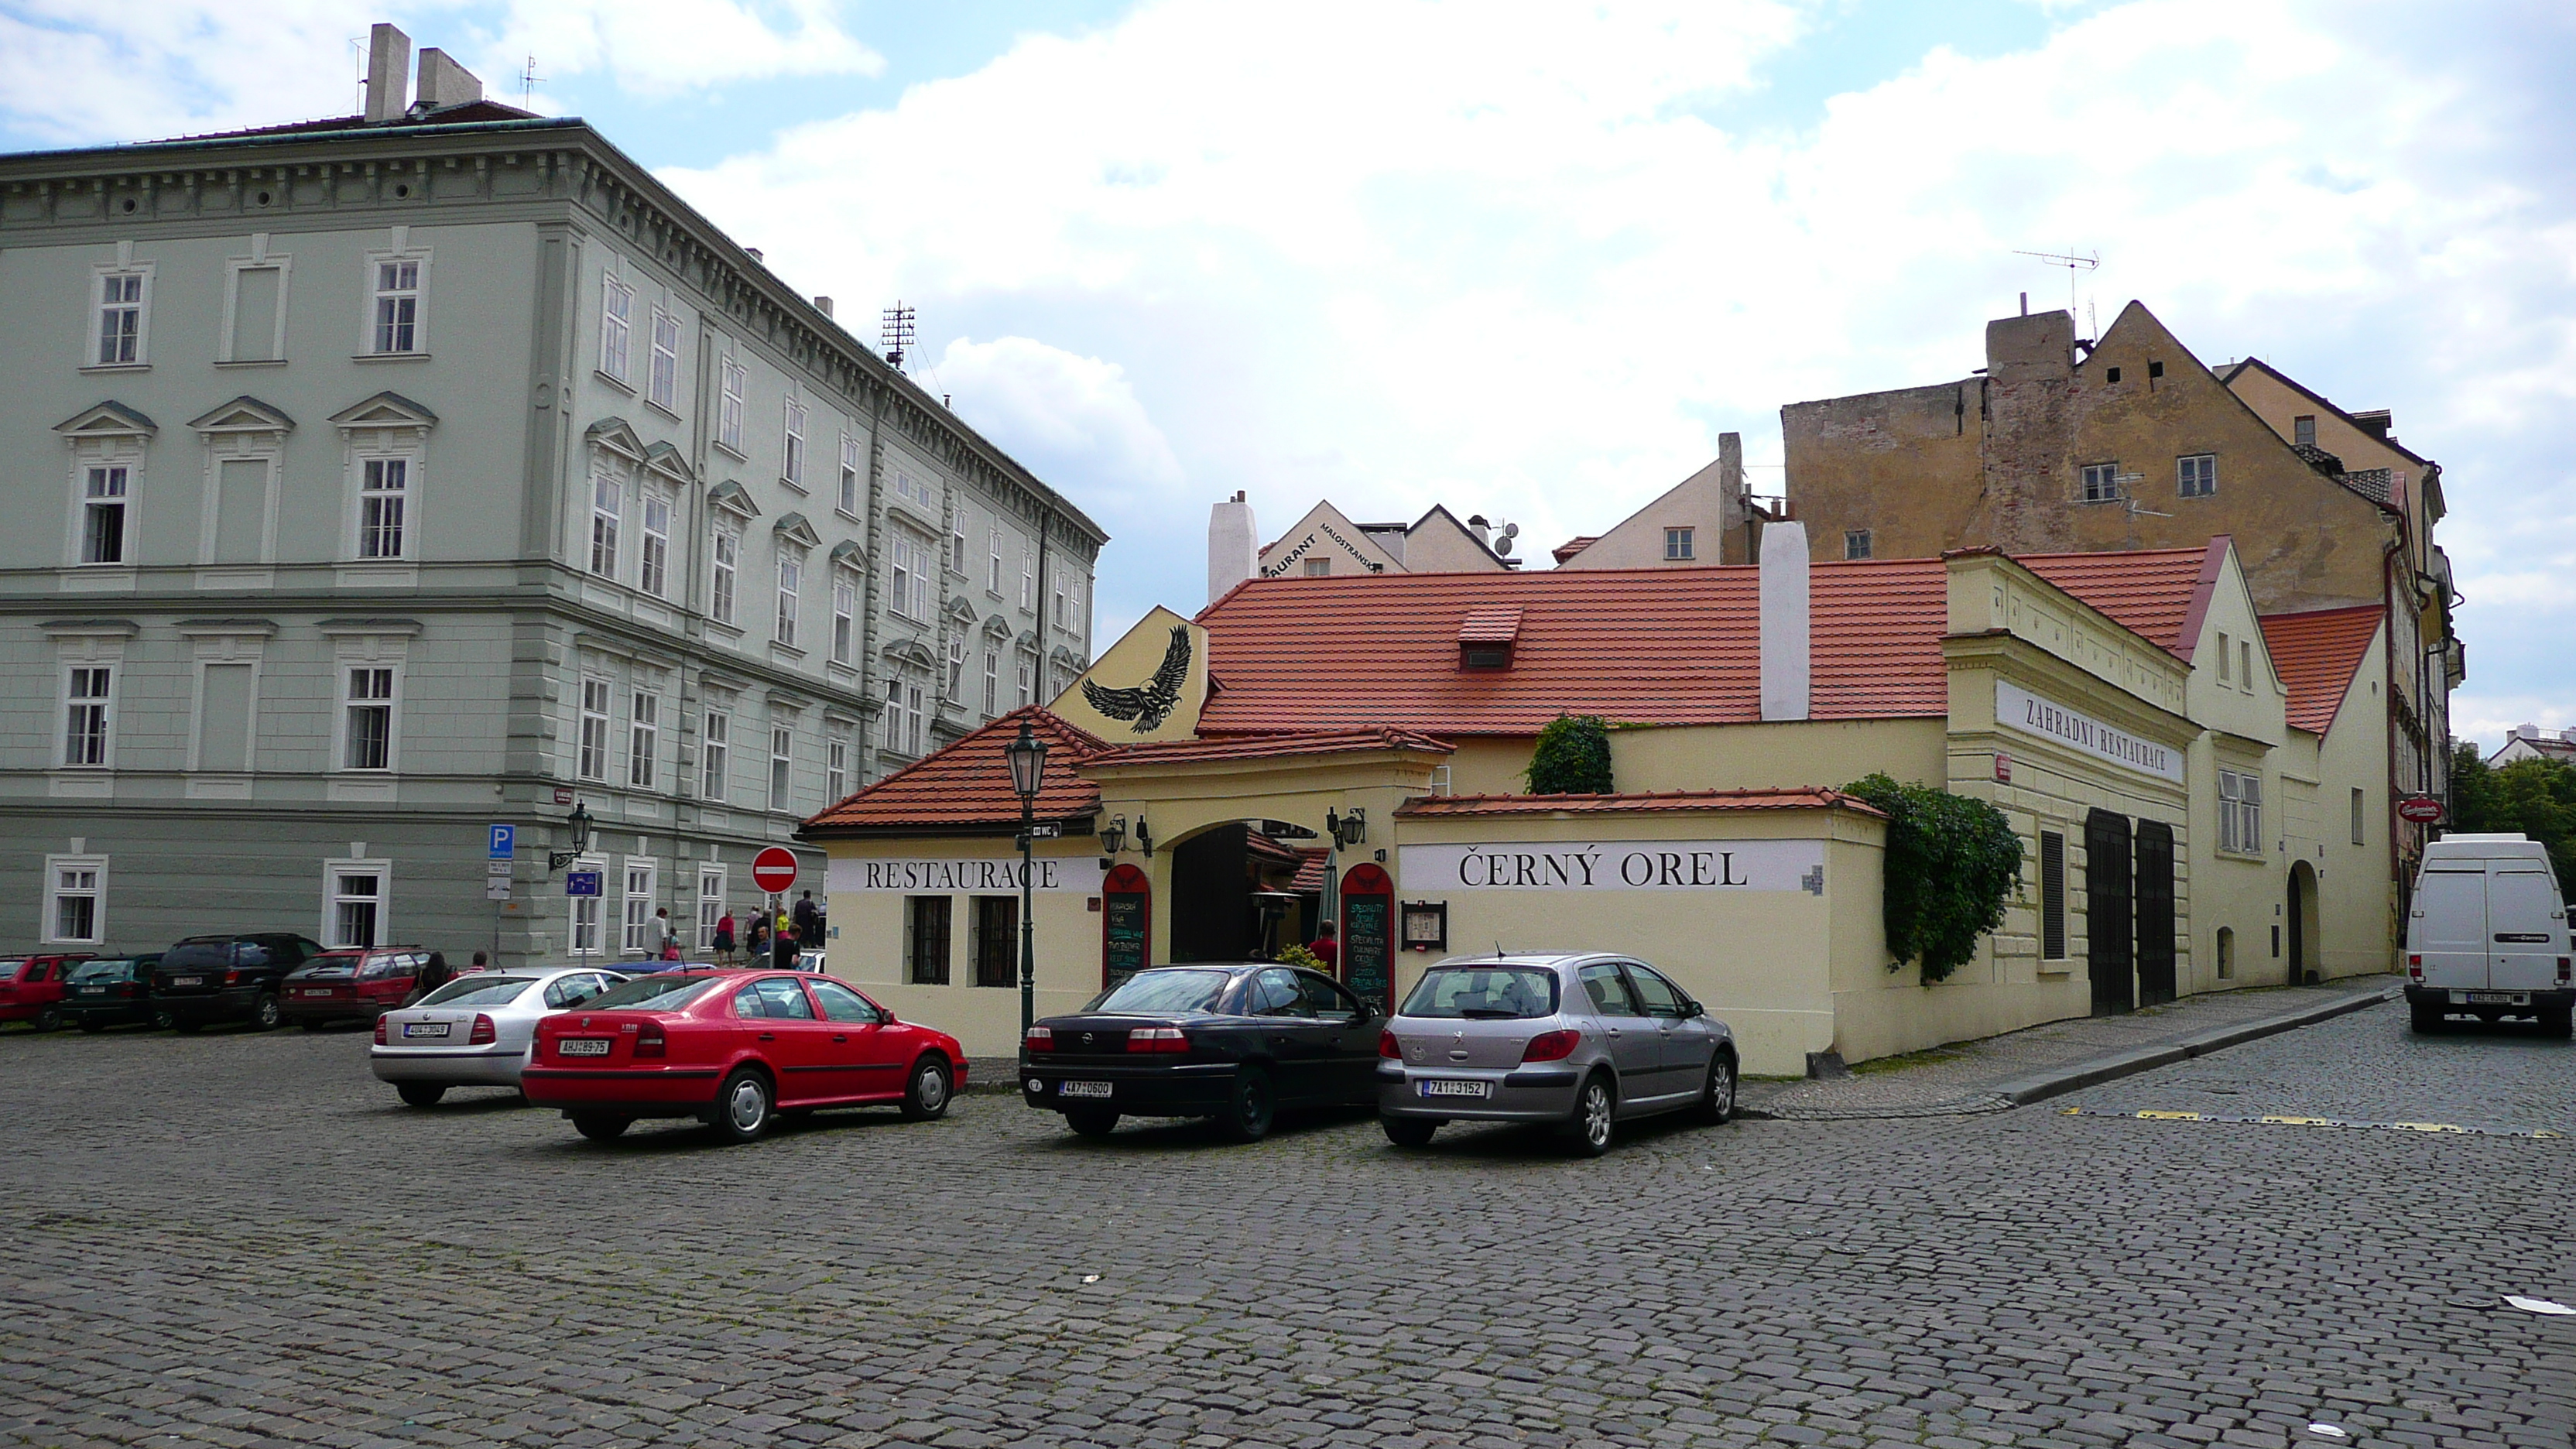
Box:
1005, 720, 1050, 1039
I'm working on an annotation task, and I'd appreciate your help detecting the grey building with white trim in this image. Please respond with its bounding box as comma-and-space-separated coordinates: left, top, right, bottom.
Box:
0, 29, 1103, 968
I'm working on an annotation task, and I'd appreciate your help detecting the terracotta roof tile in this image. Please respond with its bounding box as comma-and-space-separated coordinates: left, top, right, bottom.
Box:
2258, 605, 2382, 734
1089, 728, 1457, 767
1397, 787, 1884, 817
2018, 543, 2219, 656
1550, 536, 1598, 564
803, 708, 1105, 834
1290, 848, 1331, 892
1457, 605, 1524, 644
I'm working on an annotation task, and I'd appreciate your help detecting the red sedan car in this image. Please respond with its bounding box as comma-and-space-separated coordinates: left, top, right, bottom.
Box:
524, 970, 966, 1143
0, 952, 98, 1032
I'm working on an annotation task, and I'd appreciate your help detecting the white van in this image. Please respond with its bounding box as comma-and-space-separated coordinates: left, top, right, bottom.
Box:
2406, 833, 2572, 1036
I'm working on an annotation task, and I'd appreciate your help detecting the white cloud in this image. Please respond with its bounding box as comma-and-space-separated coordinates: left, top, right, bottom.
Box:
928, 337, 1184, 512
0, 0, 880, 144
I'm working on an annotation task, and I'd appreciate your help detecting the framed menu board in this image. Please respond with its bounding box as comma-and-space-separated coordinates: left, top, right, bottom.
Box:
1101, 862, 1151, 991
1340, 862, 1395, 1012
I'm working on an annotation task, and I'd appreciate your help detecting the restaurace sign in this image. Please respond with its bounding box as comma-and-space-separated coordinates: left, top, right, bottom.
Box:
1994, 680, 2184, 783
1399, 840, 1826, 893
827, 858, 1108, 893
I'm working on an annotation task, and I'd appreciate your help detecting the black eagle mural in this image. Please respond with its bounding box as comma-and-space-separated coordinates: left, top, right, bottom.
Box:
1081, 624, 1193, 732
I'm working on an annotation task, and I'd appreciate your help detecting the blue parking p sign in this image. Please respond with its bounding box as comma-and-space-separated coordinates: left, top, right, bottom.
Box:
564, 870, 603, 898
488, 824, 515, 860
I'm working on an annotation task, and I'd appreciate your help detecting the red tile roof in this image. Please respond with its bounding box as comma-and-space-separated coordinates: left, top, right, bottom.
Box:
1551, 536, 1598, 564
2259, 606, 2382, 734
1397, 788, 1883, 818
1192, 561, 1952, 735
803, 708, 1106, 834
1290, 848, 1331, 892
1085, 728, 1456, 767
2016, 540, 2224, 657
1457, 605, 1524, 644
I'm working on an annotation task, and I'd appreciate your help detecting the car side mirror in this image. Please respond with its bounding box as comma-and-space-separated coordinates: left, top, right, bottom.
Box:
1680, 1001, 1705, 1019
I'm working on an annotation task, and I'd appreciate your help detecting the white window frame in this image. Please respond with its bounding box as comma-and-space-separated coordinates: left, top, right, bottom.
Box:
2218, 769, 2264, 856
711, 525, 740, 625
355, 455, 410, 560
2178, 453, 2217, 498
629, 689, 659, 790
697, 864, 727, 951
776, 544, 803, 647
701, 709, 731, 801
1665, 527, 1694, 561
338, 663, 400, 772
783, 398, 807, 490
1844, 529, 1872, 561
1067, 576, 1084, 641
891, 532, 928, 622
831, 570, 858, 665
77, 463, 132, 566
838, 433, 863, 516
323, 858, 392, 950
827, 738, 848, 801
577, 675, 612, 782
2080, 461, 2123, 503
61, 665, 115, 769
648, 307, 682, 413
639, 489, 672, 598
589, 470, 622, 578
769, 726, 793, 812
91, 264, 152, 368
718, 355, 747, 454
1053, 574, 1067, 627
599, 272, 634, 385
947, 635, 967, 698
43, 854, 108, 946
1016, 656, 1034, 708
621, 857, 659, 955
988, 524, 1004, 595
1021, 547, 1036, 609
952, 519, 969, 574
983, 649, 999, 714
365, 250, 427, 356
568, 854, 608, 956
883, 676, 924, 757
2352, 786, 2366, 846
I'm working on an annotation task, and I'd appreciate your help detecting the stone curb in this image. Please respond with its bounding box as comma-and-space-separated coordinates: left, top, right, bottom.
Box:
963, 1057, 1022, 1096
1737, 985, 2401, 1121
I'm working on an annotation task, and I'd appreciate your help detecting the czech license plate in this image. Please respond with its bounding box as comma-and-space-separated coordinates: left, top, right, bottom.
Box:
77, 986, 104, 996
559, 1038, 612, 1057
1060, 1080, 1113, 1099
304, 988, 335, 997
402, 1022, 450, 1038
170, 976, 203, 987
1418, 1078, 1492, 1099
2463, 991, 2523, 1005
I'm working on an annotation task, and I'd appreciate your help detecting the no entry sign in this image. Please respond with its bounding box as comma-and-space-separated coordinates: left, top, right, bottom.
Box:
752, 848, 800, 894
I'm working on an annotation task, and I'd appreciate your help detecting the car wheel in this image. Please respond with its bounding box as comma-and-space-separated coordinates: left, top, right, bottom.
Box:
31, 1006, 60, 1033
1218, 1064, 1276, 1143
1564, 1074, 1615, 1157
151, 1011, 174, 1032
250, 993, 282, 1031
572, 1112, 632, 1142
899, 1057, 953, 1122
712, 1068, 775, 1144
396, 1084, 446, 1108
2543, 1006, 2574, 1040
1381, 1116, 1438, 1149
1696, 1053, 1738, 1125
1064, 1108, 1120, 1137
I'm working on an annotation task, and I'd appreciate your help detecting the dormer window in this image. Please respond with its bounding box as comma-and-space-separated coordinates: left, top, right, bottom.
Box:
1458, 605, 1522, 671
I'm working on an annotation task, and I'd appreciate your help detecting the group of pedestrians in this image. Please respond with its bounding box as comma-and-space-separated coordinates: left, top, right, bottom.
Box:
700, 890, 827, 969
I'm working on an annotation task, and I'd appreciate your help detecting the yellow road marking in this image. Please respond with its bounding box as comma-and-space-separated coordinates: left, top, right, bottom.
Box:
2061, 1107, 2561, 1139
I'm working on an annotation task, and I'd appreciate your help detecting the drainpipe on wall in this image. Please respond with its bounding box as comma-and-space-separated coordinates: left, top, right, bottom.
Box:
1760, 519, 1811, 722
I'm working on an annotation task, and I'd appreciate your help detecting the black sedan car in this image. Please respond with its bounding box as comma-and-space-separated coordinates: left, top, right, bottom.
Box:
152, 933, 327, 1033
1021, 964, 1381, 1142
60, 954, 164, 1031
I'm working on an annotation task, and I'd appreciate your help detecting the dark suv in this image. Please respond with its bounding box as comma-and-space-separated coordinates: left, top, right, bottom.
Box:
152, 934, 328, 1033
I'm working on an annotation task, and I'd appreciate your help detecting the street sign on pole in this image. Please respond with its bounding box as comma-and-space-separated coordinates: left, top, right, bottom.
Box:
752, 848, 800, 894
486, 878, 514, 901
1025, 823, 1061, 839
564, 870, 604, 898
488, 823, 515, 860
487, 860, 514, 877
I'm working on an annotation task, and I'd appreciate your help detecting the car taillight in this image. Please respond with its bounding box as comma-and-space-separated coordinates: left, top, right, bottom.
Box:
469, 1014, 496, 1046
2408, 954, 2422, 980
634, 1023, 666, 1058
2561, 957, 2572, 984
224, 970, 242, 986
1379, 1029, 1401, 1059
1521, 1029, 1581, 1064
1127, 1026, 1189, 1053
374, 1017, 388, 1045
1025, 1025, 1053, 1050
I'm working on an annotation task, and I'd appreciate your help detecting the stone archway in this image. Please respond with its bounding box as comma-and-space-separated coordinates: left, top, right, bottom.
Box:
2287, 860, 2321, 985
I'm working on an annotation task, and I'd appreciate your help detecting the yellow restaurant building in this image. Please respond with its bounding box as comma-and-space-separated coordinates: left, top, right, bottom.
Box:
802, 525, 2396, 1075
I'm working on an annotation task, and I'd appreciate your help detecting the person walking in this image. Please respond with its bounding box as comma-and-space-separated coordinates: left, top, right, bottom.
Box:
792, 889, 820, 945
712, 909, 737, 965
652, 906, 681, 961
1307, 920, 1339, 973
411, 951, 452, 1005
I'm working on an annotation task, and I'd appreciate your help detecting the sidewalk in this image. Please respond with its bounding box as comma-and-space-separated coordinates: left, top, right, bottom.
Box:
1738, 975, 2401, 1121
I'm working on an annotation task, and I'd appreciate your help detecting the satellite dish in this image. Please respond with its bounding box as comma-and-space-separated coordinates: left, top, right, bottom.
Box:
1501, 522, 1519, 539
1495, 535, 1515, 557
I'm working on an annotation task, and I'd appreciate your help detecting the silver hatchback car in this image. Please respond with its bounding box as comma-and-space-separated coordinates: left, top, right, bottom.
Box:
1377, 953, 1736, 1155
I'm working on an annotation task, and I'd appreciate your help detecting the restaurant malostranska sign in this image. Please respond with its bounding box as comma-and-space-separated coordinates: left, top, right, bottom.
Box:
827, 858, 1108, 893
1399, 840, 1826, 894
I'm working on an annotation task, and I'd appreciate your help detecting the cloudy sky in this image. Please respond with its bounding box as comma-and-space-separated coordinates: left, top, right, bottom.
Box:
5, 0, 2571, 746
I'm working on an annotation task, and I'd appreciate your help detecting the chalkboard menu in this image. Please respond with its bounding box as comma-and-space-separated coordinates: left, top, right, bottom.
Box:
1101, 863, 1150, 990
1341, 863, 1395, 1012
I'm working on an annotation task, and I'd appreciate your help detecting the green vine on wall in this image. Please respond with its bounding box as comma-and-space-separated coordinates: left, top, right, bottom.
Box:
1841, 772, 2023, 984
1523, 714, 1615, 794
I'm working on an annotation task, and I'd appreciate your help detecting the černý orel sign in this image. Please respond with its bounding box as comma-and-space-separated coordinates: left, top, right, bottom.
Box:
1399, 840, 1825, 892
827, 858, 1108, 893
1994, 680, 2184, 783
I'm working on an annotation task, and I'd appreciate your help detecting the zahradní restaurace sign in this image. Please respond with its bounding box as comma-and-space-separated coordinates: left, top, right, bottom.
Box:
1399, 840, 1825, 893
1993, 680, 2184, 783
827, 858, 1108, 893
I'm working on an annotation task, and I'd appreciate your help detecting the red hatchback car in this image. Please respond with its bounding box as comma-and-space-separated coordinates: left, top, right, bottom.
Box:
278, 946, 430, 1029
0, 953, 98, 1032
523, 970, 966, 1144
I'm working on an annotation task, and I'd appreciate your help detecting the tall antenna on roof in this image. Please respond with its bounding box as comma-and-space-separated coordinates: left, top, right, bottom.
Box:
519, 55, 545, 108
2012, 248, 2099, 333
881, 302, 916, 371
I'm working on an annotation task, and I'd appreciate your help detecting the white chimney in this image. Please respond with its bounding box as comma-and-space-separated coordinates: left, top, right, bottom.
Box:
365, 24, 413, 123
415, 47, 482, 110
1208, 491, 1256, 605
1759, 519, 1810, 721
2516, 722, 2540, 741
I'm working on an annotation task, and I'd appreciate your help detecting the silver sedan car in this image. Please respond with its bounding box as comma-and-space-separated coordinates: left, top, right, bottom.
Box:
1377, 953, 1736, 1155
372, 967, 626, 1107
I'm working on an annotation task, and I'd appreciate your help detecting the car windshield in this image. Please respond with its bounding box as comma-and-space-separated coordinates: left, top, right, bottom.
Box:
1400, 966, 1560, 1020
159, 943, 234, 971
581, 975, 724, 1012
419, 975, 537, 1008
1088, 969, 1235, 1016
67, 958, 136, 983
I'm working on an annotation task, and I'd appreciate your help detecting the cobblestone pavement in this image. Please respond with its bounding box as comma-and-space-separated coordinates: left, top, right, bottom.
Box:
1741, 978, 2401, 1119
2, 1000, 2570, 1449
